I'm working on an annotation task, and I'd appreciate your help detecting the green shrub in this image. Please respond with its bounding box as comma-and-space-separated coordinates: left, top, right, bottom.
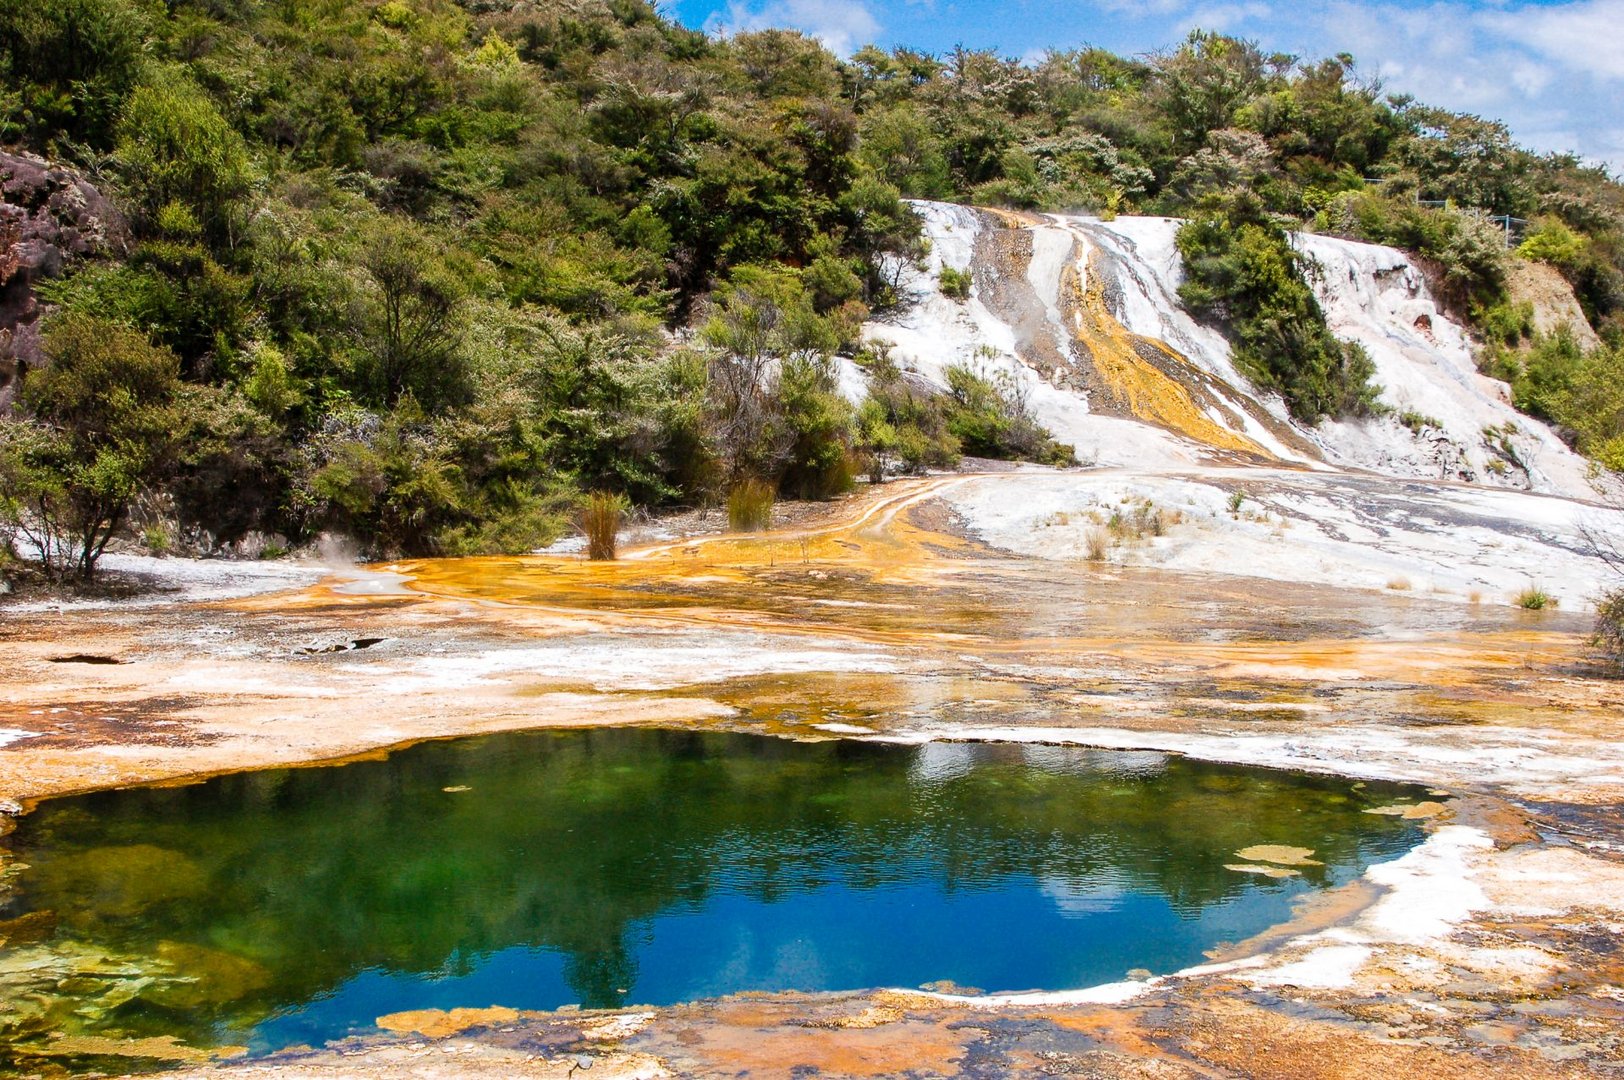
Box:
943, 362, 1073, 464
142, 522, 173, 555
1397, 410, 1441, 434
776, 354, 856, 500
1474, 300, 1534, 348
1499, 333, 1624, 472
939, 266, 973, 300
855, 345, 961, 480
358, 226, 469, 411
1595, 587, 1624, 670
2, 314, 185, 579
727, 479, 775, 532
1517, 219, 1588, 271
295, 399, 569, 558
115, 76, 254, 247
1176, 198, 1381, 423
702, 265, 845, 489
1549, 341, 1624, 472
1509, 329, 1585, 422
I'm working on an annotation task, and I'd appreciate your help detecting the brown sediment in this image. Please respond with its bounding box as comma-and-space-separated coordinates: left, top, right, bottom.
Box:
5, 472, 1624, 1077
1365, 801, 1452, 820
375, 1007, 521, 1039
1233, 845, 1322, 866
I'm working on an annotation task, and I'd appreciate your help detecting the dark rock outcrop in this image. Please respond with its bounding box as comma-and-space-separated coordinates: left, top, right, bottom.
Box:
0, 149, 127, 412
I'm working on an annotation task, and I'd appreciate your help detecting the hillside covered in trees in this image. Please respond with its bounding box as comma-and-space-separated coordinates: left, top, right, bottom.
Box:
2, 0, 1623, 575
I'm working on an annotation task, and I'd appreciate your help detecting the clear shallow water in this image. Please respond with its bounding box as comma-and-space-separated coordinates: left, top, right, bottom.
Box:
0, 729, 1430, 1068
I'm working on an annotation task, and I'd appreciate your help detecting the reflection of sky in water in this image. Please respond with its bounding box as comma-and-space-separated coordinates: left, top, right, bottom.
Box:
1021, 746, 1170, 778
908, 741, 980, 783
909, 742, 1170, 786
257, 878, 1254, 1052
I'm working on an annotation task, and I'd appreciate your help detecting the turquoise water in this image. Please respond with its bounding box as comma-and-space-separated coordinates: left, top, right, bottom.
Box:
0, 729, 1430, 1069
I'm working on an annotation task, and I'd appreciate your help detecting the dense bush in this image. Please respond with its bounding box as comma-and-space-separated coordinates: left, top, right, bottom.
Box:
1492, 331, 1624, 472
943, 362, 1075, 465
0, 0, 148, 147
1177, 196, 1380, 423
854, 346, 961, 480
4, 1, 1624, 569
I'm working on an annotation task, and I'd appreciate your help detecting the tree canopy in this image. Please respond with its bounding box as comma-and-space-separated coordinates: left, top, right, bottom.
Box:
2, 3, 1622, 571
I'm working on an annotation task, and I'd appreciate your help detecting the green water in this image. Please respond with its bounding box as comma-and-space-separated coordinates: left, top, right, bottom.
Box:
0, 729, 1431, 1071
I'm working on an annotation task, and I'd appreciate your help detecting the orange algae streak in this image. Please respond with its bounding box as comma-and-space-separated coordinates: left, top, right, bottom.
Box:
963, 208, 1270, 459
397, 477, 989, 643
1063, 254, 1266, 458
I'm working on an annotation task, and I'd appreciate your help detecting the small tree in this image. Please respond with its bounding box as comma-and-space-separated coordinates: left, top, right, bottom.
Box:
1595, 589, 1624, 670
0, 314, 183, 579
700, 266, 840, 488
361, 228, 468, 411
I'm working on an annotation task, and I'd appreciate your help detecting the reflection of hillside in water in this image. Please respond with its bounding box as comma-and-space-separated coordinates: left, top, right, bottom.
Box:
1, 729, 1428, 1065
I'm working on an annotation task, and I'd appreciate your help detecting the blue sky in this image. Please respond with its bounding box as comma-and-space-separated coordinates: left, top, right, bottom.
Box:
664, 0, 1624, 172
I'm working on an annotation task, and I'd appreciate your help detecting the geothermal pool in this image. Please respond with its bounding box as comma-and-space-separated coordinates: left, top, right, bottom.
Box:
0, 728, 1434, 1068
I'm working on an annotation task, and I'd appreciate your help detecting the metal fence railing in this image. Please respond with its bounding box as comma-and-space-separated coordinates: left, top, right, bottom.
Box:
1359, 183, 1528, 247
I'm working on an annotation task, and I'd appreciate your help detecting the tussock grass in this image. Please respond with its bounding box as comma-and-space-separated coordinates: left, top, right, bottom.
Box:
579, 491, 628, 560
1515, 586, 1556, 610
728, 479, 775, 532
1084, 528, 1109, 562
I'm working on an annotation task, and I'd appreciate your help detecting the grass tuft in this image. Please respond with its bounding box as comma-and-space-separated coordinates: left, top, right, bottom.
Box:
1515, 586, 1556, 610
579, 491, 628, 561
728, 479, 775, 532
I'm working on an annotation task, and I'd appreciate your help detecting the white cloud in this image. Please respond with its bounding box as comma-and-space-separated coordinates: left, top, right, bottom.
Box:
1175, 2, 1273, 34
1481, 0, 1624, 80
1289, 0, 1624, 170
708, 0, 883, 55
